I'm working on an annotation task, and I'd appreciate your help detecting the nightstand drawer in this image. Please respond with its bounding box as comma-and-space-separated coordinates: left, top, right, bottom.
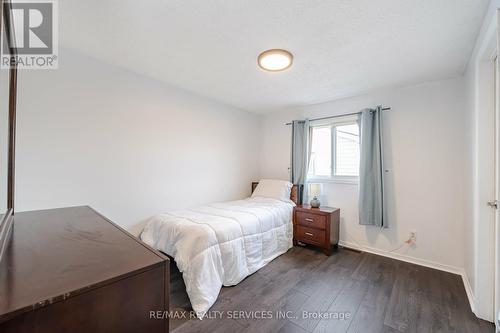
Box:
296, 225, 326, 245
296, 211, 326, 230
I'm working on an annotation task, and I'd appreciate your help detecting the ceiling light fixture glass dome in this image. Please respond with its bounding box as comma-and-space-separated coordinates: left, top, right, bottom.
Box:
258, 49, 293, 72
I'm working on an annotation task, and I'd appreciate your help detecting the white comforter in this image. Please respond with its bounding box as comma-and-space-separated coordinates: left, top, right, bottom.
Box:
140, 197, 294, 317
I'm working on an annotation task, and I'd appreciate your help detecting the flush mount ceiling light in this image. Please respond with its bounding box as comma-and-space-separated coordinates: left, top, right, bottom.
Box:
258, 49, 293, 72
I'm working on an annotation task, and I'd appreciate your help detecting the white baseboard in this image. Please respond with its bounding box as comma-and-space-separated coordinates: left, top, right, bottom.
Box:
339, 240, 463, 274
461, 272, 476, 314
338, 240, 476, 314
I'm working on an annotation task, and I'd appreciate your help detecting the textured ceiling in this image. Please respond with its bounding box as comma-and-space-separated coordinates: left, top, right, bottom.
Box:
60, 0, 489, 113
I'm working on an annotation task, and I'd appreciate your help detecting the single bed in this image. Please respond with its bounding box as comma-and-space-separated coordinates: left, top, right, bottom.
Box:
140, 180, 299, 318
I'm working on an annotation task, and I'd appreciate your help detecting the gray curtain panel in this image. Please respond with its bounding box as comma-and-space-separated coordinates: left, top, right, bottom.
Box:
358, 107, 387, 227
290, 119, 310, 204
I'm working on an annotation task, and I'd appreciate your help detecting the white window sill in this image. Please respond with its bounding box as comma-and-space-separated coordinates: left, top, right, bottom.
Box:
308, 177, 359, 185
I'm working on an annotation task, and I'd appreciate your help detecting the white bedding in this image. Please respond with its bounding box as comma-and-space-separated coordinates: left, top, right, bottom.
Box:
140, 197, 294, 317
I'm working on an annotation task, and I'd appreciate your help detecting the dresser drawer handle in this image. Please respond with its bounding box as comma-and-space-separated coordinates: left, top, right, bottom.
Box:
305, 218, 314, 222
305, 232, 314, 236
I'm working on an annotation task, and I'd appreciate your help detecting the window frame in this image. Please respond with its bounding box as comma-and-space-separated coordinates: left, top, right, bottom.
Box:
308, 115, 360, 185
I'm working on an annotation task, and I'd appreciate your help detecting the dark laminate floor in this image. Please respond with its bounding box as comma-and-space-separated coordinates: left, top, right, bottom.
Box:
170, 246, 494, 333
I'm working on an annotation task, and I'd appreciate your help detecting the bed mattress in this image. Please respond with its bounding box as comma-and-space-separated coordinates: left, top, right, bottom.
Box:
140, 196, 294, 317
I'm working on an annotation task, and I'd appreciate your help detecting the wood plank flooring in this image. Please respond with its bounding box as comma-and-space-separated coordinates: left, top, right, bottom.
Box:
170, 246, 494, 333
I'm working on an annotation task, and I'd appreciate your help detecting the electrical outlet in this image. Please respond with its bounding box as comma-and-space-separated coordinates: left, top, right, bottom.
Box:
409, 231, 417, 242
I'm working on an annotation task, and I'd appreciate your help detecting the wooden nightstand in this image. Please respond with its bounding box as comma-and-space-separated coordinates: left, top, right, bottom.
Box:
293, 205, 340, 255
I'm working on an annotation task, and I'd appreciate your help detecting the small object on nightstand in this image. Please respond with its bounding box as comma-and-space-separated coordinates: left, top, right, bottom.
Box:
293, 205, 339, 255
308, 183, 322, 208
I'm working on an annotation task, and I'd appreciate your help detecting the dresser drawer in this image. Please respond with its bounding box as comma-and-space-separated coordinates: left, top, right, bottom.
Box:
296, 211, 326, 230
296, 225, 326, 245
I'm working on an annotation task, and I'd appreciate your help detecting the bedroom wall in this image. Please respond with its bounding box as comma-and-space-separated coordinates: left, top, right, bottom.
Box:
259, 77, 467, 272
15, 49, 261, 231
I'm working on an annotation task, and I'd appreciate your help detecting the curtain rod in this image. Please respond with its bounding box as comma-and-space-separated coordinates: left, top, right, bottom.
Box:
285, 106, 391, 125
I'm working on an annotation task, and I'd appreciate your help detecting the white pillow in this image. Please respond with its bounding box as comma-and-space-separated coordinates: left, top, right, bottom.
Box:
251, 179, 293, 202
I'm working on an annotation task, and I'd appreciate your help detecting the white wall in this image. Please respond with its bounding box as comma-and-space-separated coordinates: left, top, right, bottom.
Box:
464, 1, 499, 322
260, 77, 467, 272
15, 49, 261, 232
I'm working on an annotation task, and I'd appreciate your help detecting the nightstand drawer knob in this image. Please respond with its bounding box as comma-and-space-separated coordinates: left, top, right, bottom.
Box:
305, 232, 314, 236
305, 218, 314, 222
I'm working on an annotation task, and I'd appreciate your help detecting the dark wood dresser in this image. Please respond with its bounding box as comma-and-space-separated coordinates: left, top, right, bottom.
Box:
0, 206, 169, 333
293, 205, 340, 255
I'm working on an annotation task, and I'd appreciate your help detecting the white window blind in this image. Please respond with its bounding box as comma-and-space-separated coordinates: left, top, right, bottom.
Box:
335, 124, 360, 176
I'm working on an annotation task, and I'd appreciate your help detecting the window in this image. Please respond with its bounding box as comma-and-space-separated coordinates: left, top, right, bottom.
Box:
308, 117, 360, 183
